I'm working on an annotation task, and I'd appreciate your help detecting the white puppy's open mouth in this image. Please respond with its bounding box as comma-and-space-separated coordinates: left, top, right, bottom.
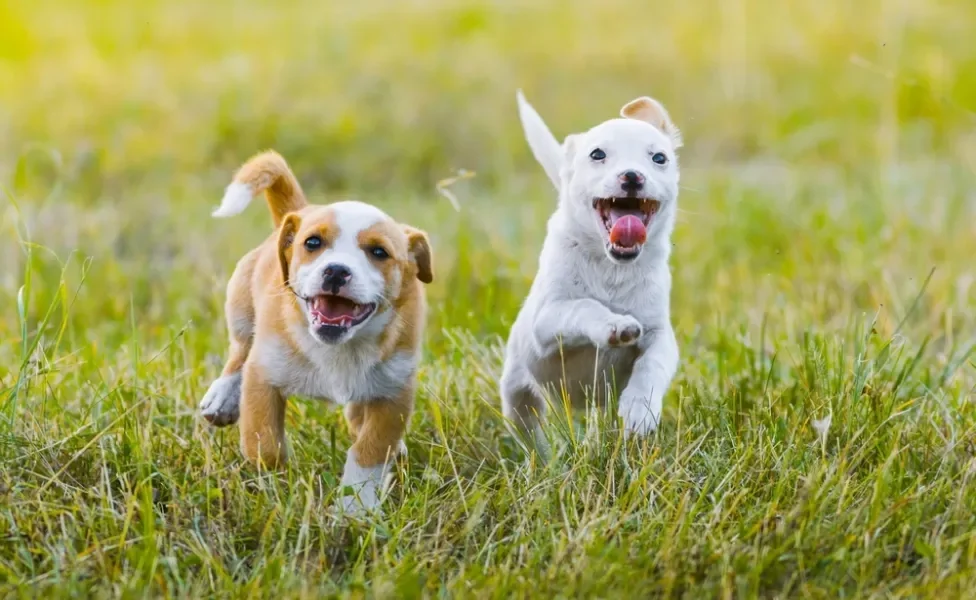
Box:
592, 197, 661, 260
306, 294, 376, 341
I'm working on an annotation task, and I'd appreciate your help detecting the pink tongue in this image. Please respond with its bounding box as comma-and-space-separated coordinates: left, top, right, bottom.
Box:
609, 214, 647, 247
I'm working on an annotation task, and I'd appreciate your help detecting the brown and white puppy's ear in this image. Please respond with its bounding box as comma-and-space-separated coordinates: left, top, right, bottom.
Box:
403, 226, 433, 284
277, 213, 301, 286
621, 96, 683, 150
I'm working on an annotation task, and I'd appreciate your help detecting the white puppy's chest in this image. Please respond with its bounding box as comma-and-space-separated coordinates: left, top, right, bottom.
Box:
539, 234, 670, 323
258, 333, 415, 404
518, 232, 672, 405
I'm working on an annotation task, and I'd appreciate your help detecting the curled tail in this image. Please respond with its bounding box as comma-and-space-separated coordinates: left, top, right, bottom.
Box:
212, 150, 308, 227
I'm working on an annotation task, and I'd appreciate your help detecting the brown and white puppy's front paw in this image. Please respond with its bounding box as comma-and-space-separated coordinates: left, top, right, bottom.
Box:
199, 372, 242, 426
334, 445, 403, 516
603, 314, 643, 348
335, 470, 385, 516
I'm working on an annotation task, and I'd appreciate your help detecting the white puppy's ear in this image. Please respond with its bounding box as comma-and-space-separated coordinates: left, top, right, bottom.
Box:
562, 133, 578, 157
621, 96, 683, 149
516, 90, 562, 190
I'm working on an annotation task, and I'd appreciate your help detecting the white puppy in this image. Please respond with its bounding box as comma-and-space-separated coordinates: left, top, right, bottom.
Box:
500, 91, 682, 445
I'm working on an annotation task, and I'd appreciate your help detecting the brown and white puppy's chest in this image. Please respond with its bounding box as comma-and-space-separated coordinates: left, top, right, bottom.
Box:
256, 333, 417, 405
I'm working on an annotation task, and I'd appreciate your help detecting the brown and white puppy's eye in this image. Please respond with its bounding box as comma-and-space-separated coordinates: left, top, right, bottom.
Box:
304, 235, 323, 252
367, 246, 390, 260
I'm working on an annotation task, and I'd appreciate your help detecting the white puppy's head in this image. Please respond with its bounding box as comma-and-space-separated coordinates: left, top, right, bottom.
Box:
517, 91, 682, 263
278, 201, 433, 345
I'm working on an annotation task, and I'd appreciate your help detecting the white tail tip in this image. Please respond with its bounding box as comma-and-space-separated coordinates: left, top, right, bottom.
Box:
211, 182, 254, 218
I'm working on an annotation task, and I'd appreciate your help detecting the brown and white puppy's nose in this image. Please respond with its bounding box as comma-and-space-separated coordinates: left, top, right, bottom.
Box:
619, 170, 645, 194
322, 263, 352, 294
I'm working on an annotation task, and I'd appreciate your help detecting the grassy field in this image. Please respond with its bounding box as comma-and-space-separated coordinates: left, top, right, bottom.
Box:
2, 0, 976, 596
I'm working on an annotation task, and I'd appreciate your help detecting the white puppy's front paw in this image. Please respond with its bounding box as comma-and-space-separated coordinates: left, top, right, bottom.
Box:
199, 372, 242, 427
602, 315, 643, 348
618, 389, 662, 437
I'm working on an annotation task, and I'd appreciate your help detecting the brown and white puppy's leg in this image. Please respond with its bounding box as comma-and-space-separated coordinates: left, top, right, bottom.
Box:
238, 362, 289, 468
337, 393, 412, 513
199, 344, 245, 426
200, 252, 257, 426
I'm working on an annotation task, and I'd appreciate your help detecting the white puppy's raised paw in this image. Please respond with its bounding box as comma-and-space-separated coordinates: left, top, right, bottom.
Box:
602, 315, 643, 348
618, 388, 662, 437
199, 372, 242, 427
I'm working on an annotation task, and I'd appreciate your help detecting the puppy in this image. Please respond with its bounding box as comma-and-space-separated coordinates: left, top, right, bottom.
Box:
500, 92, 681, 447
198, 151, 433, 512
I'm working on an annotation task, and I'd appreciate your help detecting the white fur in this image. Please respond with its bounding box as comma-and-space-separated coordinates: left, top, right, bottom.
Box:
500, 92, 681, 439
516, 89, 562, 190
258, 334, 416, 405
199, 372, 242, 426
211, 181, 254, 218
337, 461, 385, 513
335, 445, 407, 513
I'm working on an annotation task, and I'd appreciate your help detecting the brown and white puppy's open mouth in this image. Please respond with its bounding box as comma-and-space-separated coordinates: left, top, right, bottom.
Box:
593, 197, 661, 261
305, 293, 377, 341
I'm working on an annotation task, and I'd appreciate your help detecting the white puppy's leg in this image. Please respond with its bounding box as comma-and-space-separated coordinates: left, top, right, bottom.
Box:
500, 364, 551, 458
200, 371, 242, 426
533, 299, 642, 355
618, 323, 678, 436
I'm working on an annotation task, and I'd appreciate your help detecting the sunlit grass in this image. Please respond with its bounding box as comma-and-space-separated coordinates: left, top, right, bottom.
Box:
1, 0, 975, 596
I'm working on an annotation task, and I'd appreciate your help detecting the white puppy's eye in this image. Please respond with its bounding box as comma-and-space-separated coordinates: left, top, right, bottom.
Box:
304, 236, 323, 251
589, 148, 606, 161
651, 152, 668, 165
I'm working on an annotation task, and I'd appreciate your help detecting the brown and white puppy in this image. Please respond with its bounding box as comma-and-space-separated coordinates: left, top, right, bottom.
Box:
199, 151, 433, 513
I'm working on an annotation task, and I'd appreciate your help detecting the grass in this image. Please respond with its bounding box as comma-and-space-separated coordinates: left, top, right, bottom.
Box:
1, 0, 976, 596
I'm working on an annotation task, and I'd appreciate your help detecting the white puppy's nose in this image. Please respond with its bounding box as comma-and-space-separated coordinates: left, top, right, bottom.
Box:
619, 170, 645, 193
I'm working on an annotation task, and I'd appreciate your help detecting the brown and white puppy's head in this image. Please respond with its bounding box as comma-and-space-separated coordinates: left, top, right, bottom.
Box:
517, 91, 682, 264
277, 200, 433, 344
